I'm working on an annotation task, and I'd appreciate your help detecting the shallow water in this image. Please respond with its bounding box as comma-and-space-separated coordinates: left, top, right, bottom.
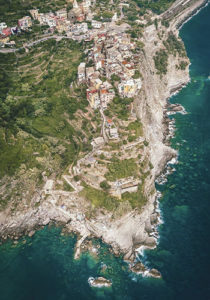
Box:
0, 4, 210, 300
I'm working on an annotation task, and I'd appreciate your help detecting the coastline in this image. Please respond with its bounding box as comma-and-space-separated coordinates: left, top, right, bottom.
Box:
0, 0, 208, 279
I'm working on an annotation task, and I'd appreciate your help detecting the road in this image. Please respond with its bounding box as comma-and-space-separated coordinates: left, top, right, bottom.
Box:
0, 34, 72, 54
100, 108, 108, 143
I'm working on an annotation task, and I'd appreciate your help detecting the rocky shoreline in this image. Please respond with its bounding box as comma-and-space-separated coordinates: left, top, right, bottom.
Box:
0, 0, 208, 282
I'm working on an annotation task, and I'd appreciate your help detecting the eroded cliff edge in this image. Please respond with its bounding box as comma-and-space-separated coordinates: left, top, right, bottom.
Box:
0, 0, 208, 270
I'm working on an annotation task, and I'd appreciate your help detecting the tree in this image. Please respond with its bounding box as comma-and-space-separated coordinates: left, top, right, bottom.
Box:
100, 180, 110, 190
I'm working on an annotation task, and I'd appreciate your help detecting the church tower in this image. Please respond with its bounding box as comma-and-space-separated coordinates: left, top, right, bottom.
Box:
73, 0, 79, 9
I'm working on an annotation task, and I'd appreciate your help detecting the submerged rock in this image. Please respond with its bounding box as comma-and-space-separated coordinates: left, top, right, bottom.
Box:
147, 268, 162, 278
88, 276, 112, 288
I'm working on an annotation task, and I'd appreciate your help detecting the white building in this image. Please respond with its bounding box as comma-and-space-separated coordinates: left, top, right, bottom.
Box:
118, 78, 142, 98
18, 16, 32, 30
112, 12, 118, 22
56, 8, 67, 19
109, 127, 119, 139
78, 62, 86, 82
73, 0, 79, 9
46, 17, 56, 28
0, 22, 7, 31
44, 179, 54, 194
84, 0, 91, 7
91, 137, 104, 148
71, 23, 88, 35
91, 20, 102, 29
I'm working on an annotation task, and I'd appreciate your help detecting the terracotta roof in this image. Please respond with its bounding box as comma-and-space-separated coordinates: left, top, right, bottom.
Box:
2, 28, 11, 37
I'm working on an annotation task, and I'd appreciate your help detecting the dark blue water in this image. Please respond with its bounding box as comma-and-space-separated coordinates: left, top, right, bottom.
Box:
1, 5, 210, 300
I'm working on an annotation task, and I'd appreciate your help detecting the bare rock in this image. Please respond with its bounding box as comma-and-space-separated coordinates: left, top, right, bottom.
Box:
124, 249, 134, 261
150, 213, 158, 224
43, 218, 50, 226
145, 219, 153, 233
88, 277, 112, 288
130, 262, 146, 274
144, 236, 156, 248
148, 268, 162, 278
28, 230, 35, 237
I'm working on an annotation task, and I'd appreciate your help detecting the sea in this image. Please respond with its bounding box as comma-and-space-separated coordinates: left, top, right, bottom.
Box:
0, 4, 210, 300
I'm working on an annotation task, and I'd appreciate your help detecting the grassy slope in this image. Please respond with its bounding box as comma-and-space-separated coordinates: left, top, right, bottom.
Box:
133, 0, 176, 14
0, 38, 93, 209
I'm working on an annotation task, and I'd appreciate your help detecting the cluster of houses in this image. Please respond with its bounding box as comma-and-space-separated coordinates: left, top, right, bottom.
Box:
0, 16, 34, 46
0, 22, 18, 46
78, 26, 142, 110
29, 0, 93, 35
0, 0, 96, 47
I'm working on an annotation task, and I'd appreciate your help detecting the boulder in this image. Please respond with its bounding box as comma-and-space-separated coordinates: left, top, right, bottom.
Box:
148, 268, 162, 278
130, 262, 146, 274
88, 277, 112, 288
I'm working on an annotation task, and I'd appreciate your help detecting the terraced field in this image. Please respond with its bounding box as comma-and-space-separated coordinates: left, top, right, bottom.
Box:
0, 38, 96, 209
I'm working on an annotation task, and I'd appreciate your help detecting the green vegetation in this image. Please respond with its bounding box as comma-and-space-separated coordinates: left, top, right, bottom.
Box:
161, 19, 170, 28
122, 184, 147, 209
63, 181, 74, 192
105, 158, 138, 181
133, 0, 176, 14
111, 74, 121, 82
123, 2, 139, 21
154, 33, 186, 75
105, 96, 134, 120
177, 61, 188, 70
154, 49, 168, 75
74, 175, 81, 182
126, 26, 143, 40
127, 120, 143, 138
136, 41, 145, 51
132, 70, 142, 79
94, 10, 114, 22
163, 33, 186, 57
100, 180, 111, 190
80, 184, 118, 211
0, 39, 90, 181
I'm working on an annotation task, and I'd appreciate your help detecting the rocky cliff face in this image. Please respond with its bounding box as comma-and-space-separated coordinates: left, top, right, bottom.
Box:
135, 23, 189, 195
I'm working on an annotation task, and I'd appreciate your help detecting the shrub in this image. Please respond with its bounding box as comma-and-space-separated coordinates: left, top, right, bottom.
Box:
100, 180, 110, 190
154, 49, 168, 74
105, 158, 137, 181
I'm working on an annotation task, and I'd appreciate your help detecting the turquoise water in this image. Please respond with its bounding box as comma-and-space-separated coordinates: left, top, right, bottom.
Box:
1, 5, 210, 300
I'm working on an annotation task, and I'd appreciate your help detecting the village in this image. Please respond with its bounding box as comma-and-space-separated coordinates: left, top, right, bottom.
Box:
1, 0, 120, 46
1, 0, 149, 202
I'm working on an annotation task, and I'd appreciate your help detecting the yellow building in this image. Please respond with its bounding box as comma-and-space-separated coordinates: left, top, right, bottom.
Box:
0, 36, 9, 44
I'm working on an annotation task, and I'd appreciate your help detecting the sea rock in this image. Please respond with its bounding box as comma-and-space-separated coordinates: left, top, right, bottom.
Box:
28, 230, 35, 237
43, 218, 50, 226
144, 237, 156, 248
100, 263, 107, 273
130, 262, 146, 274
147, 268, 162, 278
88, 277, 112, 288
150, 213, 158, 224
123, 249, 134, 261
145, 219, 153, 233
132, 232, 147, 246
